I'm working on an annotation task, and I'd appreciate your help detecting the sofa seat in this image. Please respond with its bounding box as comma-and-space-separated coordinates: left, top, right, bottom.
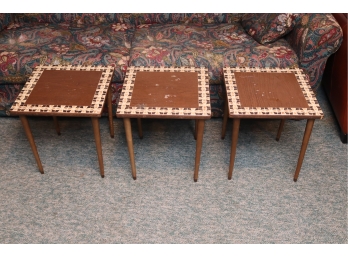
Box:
0, 22, 134, 84
0, 83, 22, 115
129, 23, 299, 84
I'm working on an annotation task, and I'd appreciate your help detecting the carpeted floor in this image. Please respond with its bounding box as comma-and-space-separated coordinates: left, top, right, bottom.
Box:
0, 86, 347, 243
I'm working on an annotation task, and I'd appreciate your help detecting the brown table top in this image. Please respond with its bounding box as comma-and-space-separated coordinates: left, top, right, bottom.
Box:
116, 66, 211, 119
223, 67, 324, 119
10, 65, 114, 117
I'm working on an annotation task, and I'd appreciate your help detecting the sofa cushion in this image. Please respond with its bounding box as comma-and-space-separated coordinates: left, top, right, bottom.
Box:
130, 23, 235, 84
13, 13, 135, 26
12, 13, 243, 27
129, 13, 243, 25
241, 13, 296, 44
129, 23, 299, 84
222, 38, 299, 69
0, 22, 134, 84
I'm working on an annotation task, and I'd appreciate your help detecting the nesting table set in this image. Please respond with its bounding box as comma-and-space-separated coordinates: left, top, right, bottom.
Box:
10, 65, 323, 182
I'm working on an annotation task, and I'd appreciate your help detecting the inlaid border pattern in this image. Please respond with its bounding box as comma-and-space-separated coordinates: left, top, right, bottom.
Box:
10, 65, 114, 115
223, 67, 324, 119
117, 66, 211, 118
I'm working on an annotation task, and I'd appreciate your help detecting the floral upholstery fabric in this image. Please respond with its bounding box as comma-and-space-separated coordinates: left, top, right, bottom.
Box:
12, 13, 243, 27
285, 13, 343, 91
209, 84, 226, 117
130, 23, 228, 84
0, 22, 134, 84
128, 13, 243, 25
0, 14, 12, 32
222, 38, 299, 69
129, 23, 299, 84
241, 13, 297, 44
13, 13, 131, 26
0, 83, 23, 116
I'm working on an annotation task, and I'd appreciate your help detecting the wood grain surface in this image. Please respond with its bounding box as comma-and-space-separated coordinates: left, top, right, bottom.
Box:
26, 70, 103, 106
235, 72, 309, 108
130, 71, 199, 109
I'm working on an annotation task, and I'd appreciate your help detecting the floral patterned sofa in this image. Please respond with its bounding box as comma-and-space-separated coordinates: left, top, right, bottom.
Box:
0, 13, 343, 117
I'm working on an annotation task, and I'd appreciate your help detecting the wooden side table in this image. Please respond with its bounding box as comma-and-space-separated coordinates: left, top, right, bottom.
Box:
117, 66, 211, 182
10, 65, 114, 178
221, 67, 324, 182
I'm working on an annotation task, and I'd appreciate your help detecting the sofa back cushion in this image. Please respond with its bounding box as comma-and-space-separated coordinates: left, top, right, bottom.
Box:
0, 22, 133, 84
130, 13, 243, 25
12, 13, 243, 26
13, 13, 135, 26
241, 13, 297, 44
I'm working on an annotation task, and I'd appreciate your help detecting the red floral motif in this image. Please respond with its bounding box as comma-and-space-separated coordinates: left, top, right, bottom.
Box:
172, 25, 195, 36
0, 52, 17, 72
6, 23, 21, 30
58, 22, 71, 29
82, 36, 109, 47
219, 33, 248, 44
117, 56, 129, 73
50, 44, 70, 55
131, 52, 141, 60
269, 46, 293, 59
156, 32, 163, 40
142, 46, 169, 62
318, 28, 338, 46
191, 40, 213, 50
137, 24, 151, 29
184, 55, 196, 66
37, 28, 54, 38
248, 28, 256, 36
111, 23, 130, 32
236, 53, 249, 65
259, 52, 268, 59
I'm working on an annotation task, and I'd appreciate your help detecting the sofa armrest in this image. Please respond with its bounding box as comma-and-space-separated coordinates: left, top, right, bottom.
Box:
0, 13, 12, 32
322, 14, 347, 142
285, 13, 343, 91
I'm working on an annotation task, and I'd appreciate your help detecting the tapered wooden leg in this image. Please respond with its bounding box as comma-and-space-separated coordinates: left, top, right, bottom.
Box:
124, 118, 137, 180
91, 117, 104, 178
107, 87, 114, 138
137, 118, 143, 139
19, 116, 44, 174
52, 116, 61, 135
276, 119, 285, 141
221, 98, 229, 139
194, 119, 205, 182
293, 119, 315, 182
194, 120, 198, 140
228, 118, 240, 180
